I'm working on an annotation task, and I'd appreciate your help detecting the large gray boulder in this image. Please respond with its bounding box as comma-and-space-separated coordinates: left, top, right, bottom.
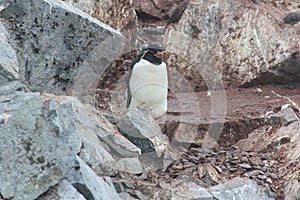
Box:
118, 107, 168, 156
72, 103, 141, 175
60, 155, 121, 200
0, 0, 123, 97
0, 23, 19, 85
38, 180, 86, 200
0, 81, 63, 199
0, 82, 122, 199
159, 180, 213, 200
209, 177, 274, 200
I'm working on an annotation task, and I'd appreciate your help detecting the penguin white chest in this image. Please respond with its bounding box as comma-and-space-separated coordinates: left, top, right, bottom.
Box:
129, 59, 168, 118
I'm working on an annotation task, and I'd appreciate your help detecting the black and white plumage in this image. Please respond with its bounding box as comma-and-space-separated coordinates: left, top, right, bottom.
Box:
126, 47, 168, 119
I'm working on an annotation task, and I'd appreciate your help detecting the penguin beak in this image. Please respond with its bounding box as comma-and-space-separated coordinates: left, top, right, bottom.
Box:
155, 52, 164, 58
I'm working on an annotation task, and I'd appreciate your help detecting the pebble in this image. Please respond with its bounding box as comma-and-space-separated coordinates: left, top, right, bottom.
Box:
245, 170, 260, 177
266, 172, 278, 180
214, 166, 223, 173
265, 178, 273, 184
249, 157, 261, 166
231, 158, 242, 164
257, 174, 267, 180
238, 163, 252, 169
172, 164, 183, 170
229, 167, 238, 172
183, 163, 195, 169
240, 156, 249, 163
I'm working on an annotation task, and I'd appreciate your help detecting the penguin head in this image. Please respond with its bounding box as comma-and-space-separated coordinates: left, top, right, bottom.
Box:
139, 46, 166, 65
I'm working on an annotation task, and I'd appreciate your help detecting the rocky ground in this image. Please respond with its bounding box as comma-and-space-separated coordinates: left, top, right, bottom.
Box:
96, 64, 300, 199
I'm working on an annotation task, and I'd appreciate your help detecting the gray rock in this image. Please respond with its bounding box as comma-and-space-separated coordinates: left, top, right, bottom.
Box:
0, 89, 65, 199
164, 0, 300, 88
42, 95, 82, 154
73, 103, 141, 175
43, 94, 141, 176
284, 179, 300, 200
119, 192, 138, 200
42, 94, 121, 176
0, 85, 122, 199
61, 0, 137, 51
208, 177, 274, 200
60, 155, 121, 200
38, 180, 86, 200
159, 180, 213, 200
57, 180, 86, 200
0, 0, 123, 95
0, 24, 19, 85
117, 157, 144, 174
118, 107, 168, 156
268, 107, 299, 126
0, 80, 25, 95
43, 93, 130, 176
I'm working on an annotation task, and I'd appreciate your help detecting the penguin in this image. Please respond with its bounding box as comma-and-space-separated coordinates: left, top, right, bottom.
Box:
126, 47, 168, 119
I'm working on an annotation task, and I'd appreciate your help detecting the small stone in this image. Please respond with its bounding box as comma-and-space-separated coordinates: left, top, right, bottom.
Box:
187, 155, 200, 163
229, 167, 238, 172
257, 174, 267, 180
221, 165, 228, 171
249, 157, 261, 166
231, 158, 242, 164
183, 163, 195, 169
215, 166, 223, 173
240, 157, 249, 163
268, 107, 298, 126
266, 173, 278, 180
245, 170, 260, 177
218, 150, 226, 154
118, 108, 168, 156
238, 163, 252, 169
265, 178, 273, 184
197, 165, 206, 178
172, 164, 183, 170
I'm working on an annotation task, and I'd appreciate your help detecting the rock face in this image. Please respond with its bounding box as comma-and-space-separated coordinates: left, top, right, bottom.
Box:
0, 0, 123, 96
64, 0, 300, 93
164, 0, 300, 88
0, 81, 121, 199
61, 0, 137, 50
0, 24, 19, 85
209, 177, 274, 200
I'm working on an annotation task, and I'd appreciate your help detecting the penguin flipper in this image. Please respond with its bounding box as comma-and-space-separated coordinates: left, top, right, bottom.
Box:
126, 54, 142, 109
126, 87, 131, 108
